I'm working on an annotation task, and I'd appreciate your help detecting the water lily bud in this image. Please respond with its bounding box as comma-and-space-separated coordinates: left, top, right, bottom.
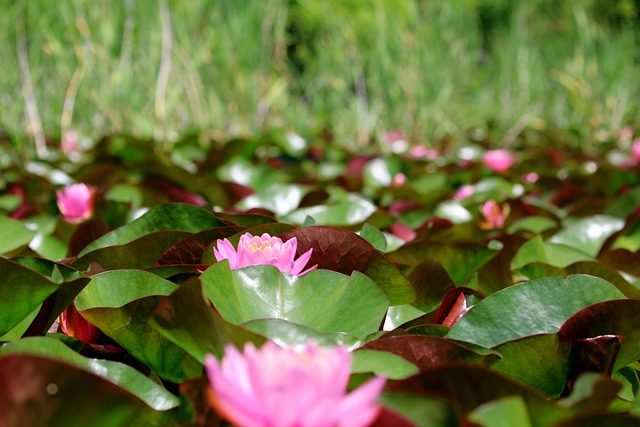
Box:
483, 149, 516, 173
56, 183, 95, 224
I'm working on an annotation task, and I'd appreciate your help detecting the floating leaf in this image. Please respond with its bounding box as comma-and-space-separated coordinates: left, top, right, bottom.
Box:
351, 349, 419, 380
467, 396, 533, 427
242, 318, 359, 350
77, 203, 225, 256
360, 335, 495, 371
279, 226, 415, 305
0, 258, 64, 336
390, 365, 569, 426
511, 235, 593, 270
0, 337, 179, 411
76, 270, 199, 382
201, 262, 389, 339
150, 278, 265, 361
549, 215, 625, 257
0, 216, 34, 256
360, 223, 388, 252
0, 354, 149, 426
388, 241, 500, 286
235, 183, 310, 216
447, 275, 626, 348
558, 299, 640, 371
282, 190, 377, 226
492, 334, 571, 397
73, 231, 193, 270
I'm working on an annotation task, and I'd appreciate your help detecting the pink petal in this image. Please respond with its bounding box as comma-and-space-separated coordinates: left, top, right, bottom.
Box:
291, 248, 316, 276
334, 376, 386, 427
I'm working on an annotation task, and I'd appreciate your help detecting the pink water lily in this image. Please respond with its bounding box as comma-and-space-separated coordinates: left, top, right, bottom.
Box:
205, 342, 386, 427
56, 183, 95, 224
483, 149, 516, 173
214, 233, 316, 275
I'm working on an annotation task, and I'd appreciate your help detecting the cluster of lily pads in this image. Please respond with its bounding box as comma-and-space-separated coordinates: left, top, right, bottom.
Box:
1, 131, 640, 426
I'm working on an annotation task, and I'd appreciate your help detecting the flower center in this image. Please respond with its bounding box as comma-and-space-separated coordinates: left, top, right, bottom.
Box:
250, 241, 271, 253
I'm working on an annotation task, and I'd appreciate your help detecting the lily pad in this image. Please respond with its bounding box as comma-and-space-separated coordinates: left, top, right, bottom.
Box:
447, 275, 626, 348
0, 336, 179, 411
77, 203, 225, 256
201, 262, 389, 339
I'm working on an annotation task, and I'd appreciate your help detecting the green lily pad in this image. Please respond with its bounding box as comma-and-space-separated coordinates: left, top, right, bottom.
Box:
388, 241, 500, 286
0, 216, 34, 256
492, 334, 571, 397
236, 183, 310, 216
511, 235, 593, 270
351, 349, 419, 380
242, 318, 360, 350
150, 278, 265, 362
76, 270, 200, 382
201, 262, 389, 339
447, 275, 626, 348
77, 203, 225, 256
0, 258, 63, 336
549, 215, 625, 257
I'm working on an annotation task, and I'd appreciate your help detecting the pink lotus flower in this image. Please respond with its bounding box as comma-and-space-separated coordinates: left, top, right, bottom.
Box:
205, 342, 386, 427
483, 149, 516, 173
56, 183, 95, 224
214, 233, 316, 276
479, 200, 510, 230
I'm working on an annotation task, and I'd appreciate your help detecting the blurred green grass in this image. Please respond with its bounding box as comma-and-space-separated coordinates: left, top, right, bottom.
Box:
2, 0, 639, 157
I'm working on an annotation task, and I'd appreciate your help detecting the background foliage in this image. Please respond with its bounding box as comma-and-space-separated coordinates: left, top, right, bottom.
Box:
2, 0, 640, 156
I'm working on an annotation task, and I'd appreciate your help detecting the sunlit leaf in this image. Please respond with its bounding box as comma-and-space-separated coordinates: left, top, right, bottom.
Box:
549, 215, 625, 257
77, 203, 225, 256
447, 275, 626, 348
201, 262, 389, 339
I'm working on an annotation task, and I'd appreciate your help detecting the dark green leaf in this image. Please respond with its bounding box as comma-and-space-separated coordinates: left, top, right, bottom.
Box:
447, 275, 626, 348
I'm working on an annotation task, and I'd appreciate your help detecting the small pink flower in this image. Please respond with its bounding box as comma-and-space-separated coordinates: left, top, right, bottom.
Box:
214, 233, 316, 276
56, 183, 95, 224
479, 200, 510, 230
205, 342, 386, 427
483, 149, 516, 173
453, 185, 475, 201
